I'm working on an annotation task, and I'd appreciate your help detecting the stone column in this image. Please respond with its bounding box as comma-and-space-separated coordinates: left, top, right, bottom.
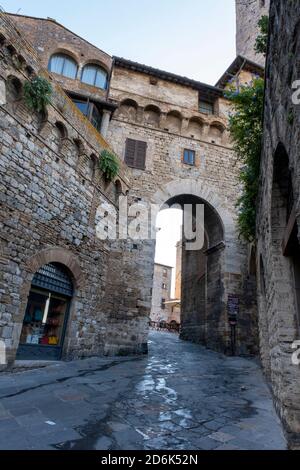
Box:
101, 110, 111, 138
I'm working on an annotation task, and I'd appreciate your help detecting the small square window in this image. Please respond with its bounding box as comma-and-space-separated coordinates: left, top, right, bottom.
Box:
199, 100, 214, 115
183, 149, 195, 166
162, 283, 167, 290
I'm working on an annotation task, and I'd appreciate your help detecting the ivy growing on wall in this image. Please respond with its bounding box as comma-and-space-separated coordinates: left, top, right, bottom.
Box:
225, 16, 268, 242
226, 77, 265, 242
24, 76, 52, 113
254, 15, 269, 57
99, 149, 120, 181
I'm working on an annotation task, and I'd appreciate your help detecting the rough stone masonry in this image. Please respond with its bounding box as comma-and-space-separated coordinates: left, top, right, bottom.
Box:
256, 0, 300, 450
0, 2, 267, 365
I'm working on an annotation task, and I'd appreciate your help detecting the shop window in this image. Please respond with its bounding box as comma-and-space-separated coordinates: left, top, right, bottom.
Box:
17, 263, 73, 361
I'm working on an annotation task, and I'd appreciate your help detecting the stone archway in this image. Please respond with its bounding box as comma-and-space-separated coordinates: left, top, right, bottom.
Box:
152, 178, 239, 274
150, 178, 239, 353
10, 247, 85, 364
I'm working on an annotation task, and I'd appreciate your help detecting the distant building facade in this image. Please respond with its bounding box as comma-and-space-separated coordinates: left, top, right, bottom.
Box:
150, 264, 172, 324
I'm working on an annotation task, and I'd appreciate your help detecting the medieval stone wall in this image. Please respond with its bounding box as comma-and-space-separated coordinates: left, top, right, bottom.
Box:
0, 14, 152, 368
236, 0, 270, 65
257, 0, 300, 449
107, 66, 259, 355
0, 9, 261, 366
8, 14, 112, 104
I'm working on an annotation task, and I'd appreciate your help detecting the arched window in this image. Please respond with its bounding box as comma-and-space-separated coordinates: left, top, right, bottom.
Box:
48, 53, 78, 79
81, 64, 108, 89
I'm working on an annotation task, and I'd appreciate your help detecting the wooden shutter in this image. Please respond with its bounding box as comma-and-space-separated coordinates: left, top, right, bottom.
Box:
135, 140, 147, 169
125, 138, 147, 170
125, 139, 136, 167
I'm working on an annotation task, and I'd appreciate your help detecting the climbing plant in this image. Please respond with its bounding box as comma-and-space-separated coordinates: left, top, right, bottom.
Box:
226, 77, 265, 242
24, 76, 52, 113
254, 15, 269, 57
225, 15, 269, 242
99, 149, 120, 181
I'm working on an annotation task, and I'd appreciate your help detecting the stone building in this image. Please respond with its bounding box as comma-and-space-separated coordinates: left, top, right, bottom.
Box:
150, 263, 173, 324
108, 57, 260, 354
0, 5, 265, 368
0, 12, 150, 366
236, 0, 270, 66
256, 0, 300, 449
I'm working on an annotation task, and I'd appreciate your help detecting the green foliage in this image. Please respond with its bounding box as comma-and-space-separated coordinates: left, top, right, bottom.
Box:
254, 15, 269, 57
24, 76, 52, 113
226, 77, 265, 242
288, 109, 294, 125
99, 149, 120, 181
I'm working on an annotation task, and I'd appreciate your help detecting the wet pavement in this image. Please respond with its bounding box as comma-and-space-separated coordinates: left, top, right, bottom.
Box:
0, 331, 286, 450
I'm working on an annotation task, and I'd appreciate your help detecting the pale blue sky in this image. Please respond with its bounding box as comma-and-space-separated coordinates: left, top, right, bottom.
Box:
1, 0, 236, 85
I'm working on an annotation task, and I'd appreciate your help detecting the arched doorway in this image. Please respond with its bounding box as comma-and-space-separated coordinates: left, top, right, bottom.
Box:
17, 263, 74, 360
272, 143, 300, 332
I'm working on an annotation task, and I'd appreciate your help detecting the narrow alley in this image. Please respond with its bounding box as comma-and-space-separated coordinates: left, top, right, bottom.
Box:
0, 332, 286, 450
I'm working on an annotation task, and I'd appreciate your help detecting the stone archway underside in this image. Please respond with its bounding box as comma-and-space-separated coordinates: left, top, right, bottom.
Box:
149, 178, 240, 353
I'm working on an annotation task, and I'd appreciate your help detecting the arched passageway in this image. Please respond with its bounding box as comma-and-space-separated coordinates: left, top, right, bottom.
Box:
152, 190, 227, 352
147, 176, 259, 355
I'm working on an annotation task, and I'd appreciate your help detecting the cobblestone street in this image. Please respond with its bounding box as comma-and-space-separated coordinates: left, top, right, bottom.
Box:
0, 332, 286, 450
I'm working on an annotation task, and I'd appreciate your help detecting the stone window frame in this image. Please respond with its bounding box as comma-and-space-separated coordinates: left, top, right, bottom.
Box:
183, 148, 196, 166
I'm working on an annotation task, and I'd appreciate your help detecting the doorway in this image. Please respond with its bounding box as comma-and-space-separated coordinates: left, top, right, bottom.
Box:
17, 263, 73, 361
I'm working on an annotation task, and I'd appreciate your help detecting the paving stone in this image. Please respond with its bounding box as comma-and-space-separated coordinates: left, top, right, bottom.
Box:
8, 406, 39, 418
0, 418, 20, 432
197, 436, 220, 450
209, 431, 235, 443
94, 436, 114, 450
0, 332, 287, 450
203, 420, 224, 431
216, 443, 240, 450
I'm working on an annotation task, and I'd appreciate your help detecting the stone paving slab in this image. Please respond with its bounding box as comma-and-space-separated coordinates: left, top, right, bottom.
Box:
0, 331, 287, 450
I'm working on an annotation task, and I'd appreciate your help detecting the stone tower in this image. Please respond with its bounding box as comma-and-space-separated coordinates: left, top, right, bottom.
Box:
236, 0, 270, 66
